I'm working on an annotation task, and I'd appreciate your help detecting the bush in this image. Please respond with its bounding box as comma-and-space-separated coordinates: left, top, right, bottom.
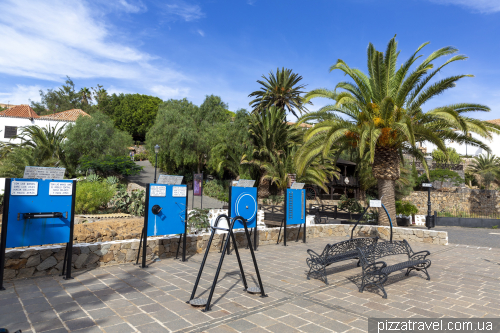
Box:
203, 180, 229, 202
110, 189, 145, 216
268, 195, 284, 205
338, 195, 363, 213
79, 155, 142, 177
395, 200, 418, 216
133, 152, 148, 161
431, 147, 462, 165
188, 208, 210, 233
417, 169, 464, 187
75, 181, 116, 214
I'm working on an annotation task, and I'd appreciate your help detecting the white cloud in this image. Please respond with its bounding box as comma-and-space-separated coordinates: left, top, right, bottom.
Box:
247, 0, 256, 5
150, 85, 190, 99
428, 0, 500, 13
0, 85, 43, 105
197, 29, 205, 37
117, 0, 147, 13
0, 0, 189, 92
162, 1, 204, 21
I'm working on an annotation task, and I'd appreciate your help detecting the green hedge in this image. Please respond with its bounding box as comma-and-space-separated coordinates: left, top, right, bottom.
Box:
75, 181, 116, 214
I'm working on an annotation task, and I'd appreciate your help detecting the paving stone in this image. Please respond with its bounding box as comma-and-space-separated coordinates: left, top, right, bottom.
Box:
103, 323, 135, 333
163, 318, 192, 331
32, 319, 64, 332
125, 313, 155, 326
95, 316, 126, 328
266, 322, 301, 333
65, 318, 96, 331
226, 319, 257, 331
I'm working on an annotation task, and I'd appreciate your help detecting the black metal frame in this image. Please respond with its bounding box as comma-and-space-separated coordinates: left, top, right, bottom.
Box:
357, 239, 431, 298
0, 179, 76, 290
188, 214, 267, 312
137, 184, 189, 267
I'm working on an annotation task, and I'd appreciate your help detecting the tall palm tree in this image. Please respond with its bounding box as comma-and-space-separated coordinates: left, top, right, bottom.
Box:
15, 124, 67, 164
79, 87, 93, 106
248, 68, 310, 119
467, 154, 500, 189
297, 36, 500, 225
242, 106, 301, 197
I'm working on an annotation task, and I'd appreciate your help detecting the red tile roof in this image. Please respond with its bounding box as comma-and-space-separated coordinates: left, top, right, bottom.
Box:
40, 109, 90, 122
487, 119, 500, 126
286, 121, 313, 128
0, 104, 39, 119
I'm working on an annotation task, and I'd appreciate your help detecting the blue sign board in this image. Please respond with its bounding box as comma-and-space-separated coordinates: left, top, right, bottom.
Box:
230, 186, 257, 229
5, 178, 74, 248
146, 184, 187, 237
286, 188, 306, 225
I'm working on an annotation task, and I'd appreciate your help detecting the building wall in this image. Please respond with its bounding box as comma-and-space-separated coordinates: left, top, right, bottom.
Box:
423, 132, 500, 157
0, 116, 73, 144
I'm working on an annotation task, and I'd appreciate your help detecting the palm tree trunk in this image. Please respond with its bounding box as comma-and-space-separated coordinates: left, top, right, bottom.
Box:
372, 147, 400, 226
258, 176, 271, 198
377, 179, 396, 226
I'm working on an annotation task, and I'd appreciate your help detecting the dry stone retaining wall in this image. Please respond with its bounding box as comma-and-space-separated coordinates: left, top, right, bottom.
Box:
404, 189, 500, 215
2, 224, 447, 281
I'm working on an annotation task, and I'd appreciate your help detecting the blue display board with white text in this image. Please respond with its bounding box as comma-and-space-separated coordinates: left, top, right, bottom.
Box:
146, 184, 187, 236
5, 178, 74, 248
230, 186, 257, 229
285, 188, 306, 225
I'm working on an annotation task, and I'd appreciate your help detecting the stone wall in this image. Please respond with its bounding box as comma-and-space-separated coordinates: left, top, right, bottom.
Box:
2, 224, 447, 281
403, 189, 500, 215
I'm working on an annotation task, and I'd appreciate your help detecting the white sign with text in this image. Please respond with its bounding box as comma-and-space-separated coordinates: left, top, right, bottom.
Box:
236, 179, 255, 188
370, 200, 382, 208
157, 175, 183, 185
49, 182, 73, 196
24, 166, 65, 180
150, 185, 167, 197
11, 181, 38, 196
172, 186, 187, 197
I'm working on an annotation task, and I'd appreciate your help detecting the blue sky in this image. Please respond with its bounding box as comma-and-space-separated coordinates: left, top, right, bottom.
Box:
1, 0, 499, 121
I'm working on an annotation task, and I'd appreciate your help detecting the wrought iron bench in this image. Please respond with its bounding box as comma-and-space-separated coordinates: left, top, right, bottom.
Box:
357, 239, 431, 299
306, 237, 378, 284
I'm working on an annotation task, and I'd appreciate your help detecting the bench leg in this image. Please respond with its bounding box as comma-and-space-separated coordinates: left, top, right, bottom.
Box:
306, 260, 328, 285
406, 267, 431, 280
357, 260, 360, 267
359, 275, 388, 299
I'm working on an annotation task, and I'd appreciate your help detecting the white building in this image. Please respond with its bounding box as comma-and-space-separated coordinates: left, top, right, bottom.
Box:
423, 119, 500, 157
0, 105, 90, 193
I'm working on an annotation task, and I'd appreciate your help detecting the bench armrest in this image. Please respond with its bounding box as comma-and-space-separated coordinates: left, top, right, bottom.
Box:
362, 260, 387, 274
307, 249, 324, 262
410, 250, 430, 261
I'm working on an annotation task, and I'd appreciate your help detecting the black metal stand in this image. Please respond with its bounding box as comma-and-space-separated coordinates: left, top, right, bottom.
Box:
188, 215, 267, 311
246, 227, 258, 250
135, 227, 145, 265
63, 180, 77, 280
136, 184, 151, 268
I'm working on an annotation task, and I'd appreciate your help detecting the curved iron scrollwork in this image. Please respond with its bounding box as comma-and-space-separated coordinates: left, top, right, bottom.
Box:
306, 237, 378, 284
357, 240, 431, 299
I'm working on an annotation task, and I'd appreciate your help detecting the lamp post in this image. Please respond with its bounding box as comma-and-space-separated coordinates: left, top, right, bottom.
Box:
423, 156, 434, 229
154, 144, 160, 184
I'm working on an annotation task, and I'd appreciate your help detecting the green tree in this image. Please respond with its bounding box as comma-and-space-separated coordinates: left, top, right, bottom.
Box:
297, 36, 499, 225
146, 96, 230, 173
248, 67, 310, 119
63, 113, 133, 172
112, 94, 163, 140
31, 77, 95, 115
79, 87, 93, 106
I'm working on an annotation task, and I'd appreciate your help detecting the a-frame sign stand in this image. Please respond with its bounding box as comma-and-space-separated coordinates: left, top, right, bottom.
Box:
188, 215, 267, 312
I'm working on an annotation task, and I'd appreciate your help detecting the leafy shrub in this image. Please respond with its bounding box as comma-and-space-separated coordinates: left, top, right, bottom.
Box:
86, 174, 101, 182
105, 176, 120, 185
338, 195, 363, 213
268, 195, 284, 205
203, 180, 229, 202
188, 208, 210, 232
75, 181, 115, 214
417, 169, 464, 187
110, 189, 145, 216
395, 200, 418, 216
431, 147, 462, 165
79, 155, 143, 177
133, 152, 148, 161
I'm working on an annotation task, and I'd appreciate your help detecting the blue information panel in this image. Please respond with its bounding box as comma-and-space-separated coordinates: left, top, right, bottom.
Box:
286, 189, 306, 225
146, 184, 187, 237
230, 186, 257, 229
6, 178, 74, 248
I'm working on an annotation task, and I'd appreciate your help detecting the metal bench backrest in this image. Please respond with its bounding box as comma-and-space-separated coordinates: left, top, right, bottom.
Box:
358, 240, 413, 266
323, 237, 378, 258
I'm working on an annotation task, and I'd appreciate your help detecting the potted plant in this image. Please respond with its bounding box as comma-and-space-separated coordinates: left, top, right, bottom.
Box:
396, 201, 418, 226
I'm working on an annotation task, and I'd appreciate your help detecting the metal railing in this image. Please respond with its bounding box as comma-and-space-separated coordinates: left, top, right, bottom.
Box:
436, 209, 500, 220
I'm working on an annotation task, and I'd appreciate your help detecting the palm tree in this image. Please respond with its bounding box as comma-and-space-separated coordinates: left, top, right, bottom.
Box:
467, 154, 500, 189
297, 36, 500, 225
242, 106, 301, 197
79, 87, 93, 106
248, 68, 310, 119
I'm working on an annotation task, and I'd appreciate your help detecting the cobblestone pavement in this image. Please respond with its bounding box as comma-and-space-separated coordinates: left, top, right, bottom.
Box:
2, 236, 500, 332
434, 226, 500, 248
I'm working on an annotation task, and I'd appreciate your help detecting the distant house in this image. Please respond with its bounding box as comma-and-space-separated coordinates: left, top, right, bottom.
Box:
0, 105, 90, 144
422, 119, 500, 157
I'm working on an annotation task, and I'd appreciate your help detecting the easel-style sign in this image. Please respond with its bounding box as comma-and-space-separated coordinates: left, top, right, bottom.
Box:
1, 177, 77, 290
24, 166, 66, 180
146, 184, 187, 237
137, 183, 189, 267
229, 181, 257, 229
157, 175, 183, 185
